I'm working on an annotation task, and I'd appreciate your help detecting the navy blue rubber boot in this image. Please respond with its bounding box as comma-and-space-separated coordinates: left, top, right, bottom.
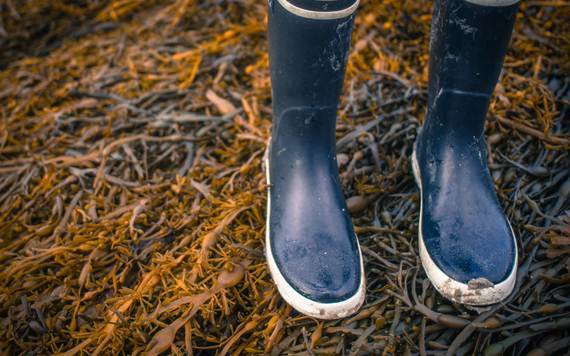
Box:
413, 0, 520, 305
266, 0, 365, 319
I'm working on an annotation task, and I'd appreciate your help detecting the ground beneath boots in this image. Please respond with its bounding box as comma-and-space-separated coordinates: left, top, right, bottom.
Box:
0, 0, 568, 354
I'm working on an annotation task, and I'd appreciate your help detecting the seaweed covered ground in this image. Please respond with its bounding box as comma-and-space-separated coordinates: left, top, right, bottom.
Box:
0, 0, 569, 355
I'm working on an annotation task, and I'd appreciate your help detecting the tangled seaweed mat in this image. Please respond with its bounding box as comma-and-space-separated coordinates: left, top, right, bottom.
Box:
0, 0, 569, 354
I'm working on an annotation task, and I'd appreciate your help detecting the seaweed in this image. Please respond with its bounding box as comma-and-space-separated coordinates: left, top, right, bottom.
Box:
0, 0, 568, 354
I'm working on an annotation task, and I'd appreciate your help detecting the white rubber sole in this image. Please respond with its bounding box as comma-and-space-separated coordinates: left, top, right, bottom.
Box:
264, 153, 366, 319
411, 149, 517, 305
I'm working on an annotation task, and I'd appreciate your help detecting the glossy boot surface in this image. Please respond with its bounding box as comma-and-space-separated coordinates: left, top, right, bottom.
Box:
413, 0, 519, 305
266, 0, 365, 319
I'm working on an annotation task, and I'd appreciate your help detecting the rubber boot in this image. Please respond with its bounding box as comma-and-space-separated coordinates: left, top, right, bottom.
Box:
412, 0, 520, 305
265, 0, 365, 319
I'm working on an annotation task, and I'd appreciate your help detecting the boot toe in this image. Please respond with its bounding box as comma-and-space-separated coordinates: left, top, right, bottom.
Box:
419, 201, 517, 305
421, 212, 517, 286
266, 227, 365, 319
271, 230, 362, 303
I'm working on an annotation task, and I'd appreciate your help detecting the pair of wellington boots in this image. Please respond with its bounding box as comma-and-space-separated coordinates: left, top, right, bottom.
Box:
266, 0, 520, 319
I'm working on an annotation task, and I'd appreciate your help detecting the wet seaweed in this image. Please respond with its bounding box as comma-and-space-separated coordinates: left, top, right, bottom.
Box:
0, 0, 568, 354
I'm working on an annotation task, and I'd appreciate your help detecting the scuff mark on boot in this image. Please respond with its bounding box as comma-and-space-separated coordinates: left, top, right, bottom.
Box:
467, 278, 494, 290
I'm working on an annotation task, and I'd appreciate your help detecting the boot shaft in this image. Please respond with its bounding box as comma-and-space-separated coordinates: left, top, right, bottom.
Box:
428, 0, 519, 104
267, 0, 357, 123
425, 0, 519, 137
